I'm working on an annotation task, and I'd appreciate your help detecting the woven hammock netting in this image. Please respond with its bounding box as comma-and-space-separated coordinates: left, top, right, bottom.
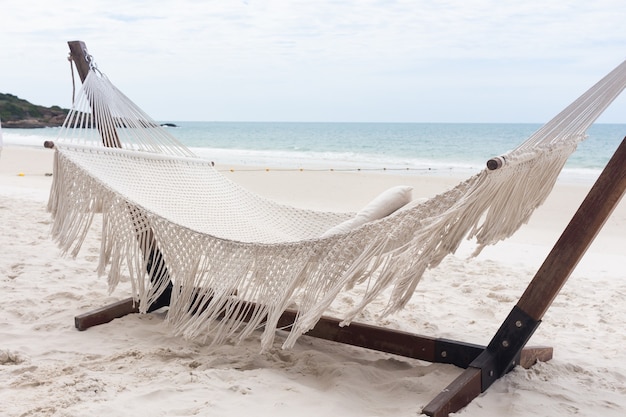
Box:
48, 60, 626, 350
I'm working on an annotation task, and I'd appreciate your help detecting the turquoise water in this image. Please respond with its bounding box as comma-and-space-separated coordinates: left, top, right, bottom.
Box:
3, 122, 625, 182
175, 122, 541, 171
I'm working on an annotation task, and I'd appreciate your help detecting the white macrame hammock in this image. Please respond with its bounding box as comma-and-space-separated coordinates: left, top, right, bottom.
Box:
48, 60, 626, 350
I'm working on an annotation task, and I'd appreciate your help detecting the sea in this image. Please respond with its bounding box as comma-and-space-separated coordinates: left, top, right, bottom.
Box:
3, 122, 625, 184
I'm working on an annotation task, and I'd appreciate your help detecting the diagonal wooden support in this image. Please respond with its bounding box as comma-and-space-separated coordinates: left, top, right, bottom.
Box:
423, 135, 626, 417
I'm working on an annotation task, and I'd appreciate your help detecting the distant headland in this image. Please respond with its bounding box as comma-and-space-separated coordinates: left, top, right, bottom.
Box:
0, 93, 69, 128
0, 93, 178, 129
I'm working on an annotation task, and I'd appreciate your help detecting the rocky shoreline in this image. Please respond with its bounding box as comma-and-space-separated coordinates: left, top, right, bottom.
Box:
1, 93, 69, 128
2, 116, 67, 129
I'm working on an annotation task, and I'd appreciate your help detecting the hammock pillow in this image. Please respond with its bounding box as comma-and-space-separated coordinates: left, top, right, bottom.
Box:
321, 185, 413, 237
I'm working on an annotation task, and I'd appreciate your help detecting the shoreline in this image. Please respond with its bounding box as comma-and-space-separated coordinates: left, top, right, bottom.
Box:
1, 130, 614, 186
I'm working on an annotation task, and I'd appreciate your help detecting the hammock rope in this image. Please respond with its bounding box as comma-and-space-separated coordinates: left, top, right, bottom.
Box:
48, 59, 626, 350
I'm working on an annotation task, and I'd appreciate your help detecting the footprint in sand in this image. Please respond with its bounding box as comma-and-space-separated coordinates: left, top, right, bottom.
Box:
8, 263, 25, 279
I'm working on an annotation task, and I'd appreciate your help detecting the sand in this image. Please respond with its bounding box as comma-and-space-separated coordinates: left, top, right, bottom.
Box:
1, 145, 625, 416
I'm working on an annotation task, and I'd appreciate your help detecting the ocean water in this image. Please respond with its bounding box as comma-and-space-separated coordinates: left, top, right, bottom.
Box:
3, 122, 625, 183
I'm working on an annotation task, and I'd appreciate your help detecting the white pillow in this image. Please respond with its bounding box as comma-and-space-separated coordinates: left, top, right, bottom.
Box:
321, 185, 413, 237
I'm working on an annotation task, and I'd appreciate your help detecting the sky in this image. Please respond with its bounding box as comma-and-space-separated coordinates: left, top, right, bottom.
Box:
2, 0, 626, 123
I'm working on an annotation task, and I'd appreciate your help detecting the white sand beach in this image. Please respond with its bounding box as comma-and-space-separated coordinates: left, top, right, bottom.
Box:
1, 145, 625, 416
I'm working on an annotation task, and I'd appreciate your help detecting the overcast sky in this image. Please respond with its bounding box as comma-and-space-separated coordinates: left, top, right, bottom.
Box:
2, 0, 626, 123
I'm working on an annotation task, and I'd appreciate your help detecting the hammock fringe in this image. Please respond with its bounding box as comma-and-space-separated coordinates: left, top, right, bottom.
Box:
48, 59, 626, 351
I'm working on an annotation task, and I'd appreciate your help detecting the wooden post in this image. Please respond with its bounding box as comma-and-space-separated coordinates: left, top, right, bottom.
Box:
68, 41, 172, 324
424, 136, 626, 416
67, 41, 91, 83
67, 41, 123, 148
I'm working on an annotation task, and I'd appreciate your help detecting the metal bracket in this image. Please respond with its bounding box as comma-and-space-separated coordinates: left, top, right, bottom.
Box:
470, 305, 541, 391
434, 338, 484, 368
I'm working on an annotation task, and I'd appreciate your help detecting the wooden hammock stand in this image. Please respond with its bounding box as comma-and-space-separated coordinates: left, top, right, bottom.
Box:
66, 41, 626, 416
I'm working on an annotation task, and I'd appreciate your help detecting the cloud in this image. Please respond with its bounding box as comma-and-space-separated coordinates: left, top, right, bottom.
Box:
2, 0, 626, 122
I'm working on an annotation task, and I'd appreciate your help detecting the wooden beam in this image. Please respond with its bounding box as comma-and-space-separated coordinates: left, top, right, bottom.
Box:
75, 294, 551, 376
422, 368, 482, 417
517, 137, 626, 320
423, 136, 626, 416
75, 297, 138, 331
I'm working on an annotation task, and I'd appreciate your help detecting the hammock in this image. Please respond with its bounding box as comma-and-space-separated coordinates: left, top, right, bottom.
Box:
48, 60, 626, 350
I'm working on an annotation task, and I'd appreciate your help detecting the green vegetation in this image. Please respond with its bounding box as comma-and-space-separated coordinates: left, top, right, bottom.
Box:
0, 93, 69, 128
